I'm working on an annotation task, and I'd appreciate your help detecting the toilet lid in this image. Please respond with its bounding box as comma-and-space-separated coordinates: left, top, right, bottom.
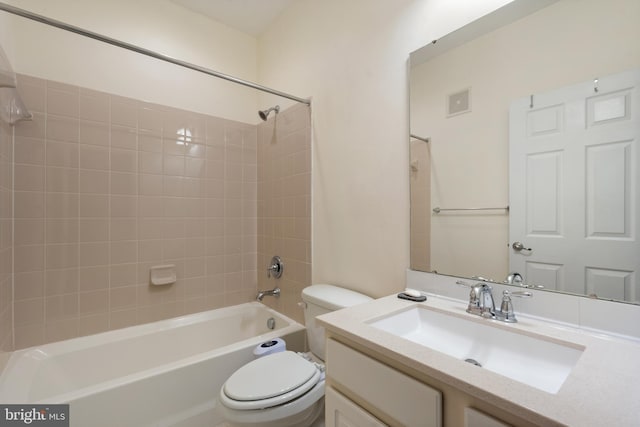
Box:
223, 351, 318, 402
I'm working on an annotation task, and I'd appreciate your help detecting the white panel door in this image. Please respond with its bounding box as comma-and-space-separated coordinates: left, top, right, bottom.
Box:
509, 69, 639, 301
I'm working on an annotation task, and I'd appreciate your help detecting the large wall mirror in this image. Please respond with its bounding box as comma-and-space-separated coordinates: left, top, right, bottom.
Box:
409, 0, 640, 304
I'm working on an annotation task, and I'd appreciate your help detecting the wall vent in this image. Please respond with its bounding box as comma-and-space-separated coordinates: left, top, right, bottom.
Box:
447, 88, 471, 117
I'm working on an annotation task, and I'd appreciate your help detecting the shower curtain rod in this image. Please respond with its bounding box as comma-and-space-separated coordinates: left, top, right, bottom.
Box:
0, 2, 311, 106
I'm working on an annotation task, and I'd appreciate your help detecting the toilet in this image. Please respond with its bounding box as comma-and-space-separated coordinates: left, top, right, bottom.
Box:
218, 284, 373, 427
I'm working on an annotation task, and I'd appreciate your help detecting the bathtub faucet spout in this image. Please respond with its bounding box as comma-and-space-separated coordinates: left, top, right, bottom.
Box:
257, 287, 281, 301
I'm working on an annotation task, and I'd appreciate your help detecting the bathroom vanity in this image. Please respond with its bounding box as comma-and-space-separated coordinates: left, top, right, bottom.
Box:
318, 294, 640, 426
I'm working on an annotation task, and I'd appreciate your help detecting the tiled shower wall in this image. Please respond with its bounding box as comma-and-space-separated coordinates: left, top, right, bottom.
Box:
10, 74, 261, 349
257, 104, 311, 324
0, 116, 12, 357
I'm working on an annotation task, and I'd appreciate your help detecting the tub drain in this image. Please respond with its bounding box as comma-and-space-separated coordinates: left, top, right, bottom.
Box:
464, 358, 482, 367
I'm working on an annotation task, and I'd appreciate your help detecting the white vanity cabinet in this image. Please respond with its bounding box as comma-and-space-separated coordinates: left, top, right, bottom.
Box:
325, 338, 442, 427
325, 387, 387, 427
325, 337, 528, 427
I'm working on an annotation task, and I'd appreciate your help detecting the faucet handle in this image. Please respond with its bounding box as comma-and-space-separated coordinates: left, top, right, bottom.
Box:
497, 290, 532, 323
509, 290, 532, 298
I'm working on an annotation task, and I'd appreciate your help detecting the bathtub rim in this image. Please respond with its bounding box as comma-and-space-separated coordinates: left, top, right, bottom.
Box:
0, 302, 305, 404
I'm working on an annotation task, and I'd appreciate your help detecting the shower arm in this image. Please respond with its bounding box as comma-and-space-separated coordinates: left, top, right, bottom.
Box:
0, 2, 311, 106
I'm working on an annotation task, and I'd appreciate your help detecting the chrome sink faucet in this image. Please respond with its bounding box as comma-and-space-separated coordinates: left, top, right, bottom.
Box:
457, 281, 532, 323
467, 283, 496, 318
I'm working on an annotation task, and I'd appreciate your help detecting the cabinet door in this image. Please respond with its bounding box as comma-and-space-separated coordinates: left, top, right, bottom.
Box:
327, 339, 442, 427
326, 386, 388, 427
465, 407, 511, 427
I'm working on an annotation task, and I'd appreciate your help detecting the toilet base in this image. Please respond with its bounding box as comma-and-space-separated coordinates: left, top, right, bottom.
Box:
220, 397, 324, 427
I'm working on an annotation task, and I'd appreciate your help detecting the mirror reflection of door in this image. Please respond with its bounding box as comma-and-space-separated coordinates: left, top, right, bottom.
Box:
509, 69, 640, 301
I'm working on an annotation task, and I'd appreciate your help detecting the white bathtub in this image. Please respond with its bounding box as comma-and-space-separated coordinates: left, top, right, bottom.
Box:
0, 302, 306, 427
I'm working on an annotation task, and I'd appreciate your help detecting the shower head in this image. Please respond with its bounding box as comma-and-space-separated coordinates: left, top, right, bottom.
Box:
258, 105, 280, 121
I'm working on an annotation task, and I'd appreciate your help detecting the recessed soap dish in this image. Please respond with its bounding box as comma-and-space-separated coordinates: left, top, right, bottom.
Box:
150, 264, 176, 286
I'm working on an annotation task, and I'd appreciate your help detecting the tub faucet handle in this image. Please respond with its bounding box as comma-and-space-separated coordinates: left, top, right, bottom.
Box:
266, 255, 284, 279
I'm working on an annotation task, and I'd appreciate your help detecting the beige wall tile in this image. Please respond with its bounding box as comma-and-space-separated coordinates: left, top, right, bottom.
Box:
139, 174, 164, 196
79, 290, 109, 315
79, 242, 109, 267
47, 116, 79, 143
45, 269, 79, 296
14, 276, 44, 301
46, 244, 79, 270
80, 145, 110, 170
79, 219, 109, 242
15, 164, 45, 191
46, 219, 79, 244
47, 141, 79, 168
15, 271, 44, 297
110, 263, 138, 288
46, 167, 78, 193
110, 195, 137, 217
111, 172, 138, 195
80, 121, 109, 146
45, 294, 78, 321
79, 170, 109, 194
111, 126, 137, 150
14, 324, 44, 349
15, 136, 45, 165
79, 266, 109, 292
139, 196, 164, 218
110, 241, 137, 265
138, 105, 163, 133
138, 132, 162, 153
109, 308, 138, 330
14, 244, 44, 273
15, 112, 45, 139
110, 218, 137, 241
111, 96, 137, 128
139, 151, 163, 174
111, 149, 137, 173
16, 75, 46, 113
15, 219, 45, 245
79, 89, 109, 123
110, 286, 137, 310
79, 194, 108, 218
44, 318, 78, 343
11, 77, 308, 349
138, 218, 164, 240
78, 313, 109, 336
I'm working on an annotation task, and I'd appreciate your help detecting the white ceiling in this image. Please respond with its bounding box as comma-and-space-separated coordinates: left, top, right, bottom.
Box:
171, 0, 298, 36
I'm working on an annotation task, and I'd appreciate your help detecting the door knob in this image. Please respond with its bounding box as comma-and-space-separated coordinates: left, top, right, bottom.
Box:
512, 242, 532, 252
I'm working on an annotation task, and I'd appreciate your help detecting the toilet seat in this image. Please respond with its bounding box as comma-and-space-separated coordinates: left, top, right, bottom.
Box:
220, 351, 322, 410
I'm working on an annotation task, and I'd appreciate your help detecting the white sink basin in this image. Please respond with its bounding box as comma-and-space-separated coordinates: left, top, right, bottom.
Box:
368, 306, 584, 394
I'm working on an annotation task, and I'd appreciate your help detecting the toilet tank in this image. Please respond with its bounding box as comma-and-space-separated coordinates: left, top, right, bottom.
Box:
301, 284, 373, 361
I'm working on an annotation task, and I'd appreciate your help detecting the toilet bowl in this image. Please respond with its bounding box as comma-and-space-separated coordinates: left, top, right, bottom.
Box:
218, 284, 372, 427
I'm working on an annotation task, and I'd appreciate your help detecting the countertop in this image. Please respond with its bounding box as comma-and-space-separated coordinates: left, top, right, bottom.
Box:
317, 293, 640, 426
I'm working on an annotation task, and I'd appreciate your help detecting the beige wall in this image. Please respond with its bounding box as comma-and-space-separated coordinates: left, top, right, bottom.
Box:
257, 104, 311, 324
410, 0, 640, 280
257, 0, 513, 297
1, 0, 259, 123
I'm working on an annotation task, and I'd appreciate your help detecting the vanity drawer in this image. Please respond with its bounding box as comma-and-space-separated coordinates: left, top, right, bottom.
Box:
326, 338, 442, 427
